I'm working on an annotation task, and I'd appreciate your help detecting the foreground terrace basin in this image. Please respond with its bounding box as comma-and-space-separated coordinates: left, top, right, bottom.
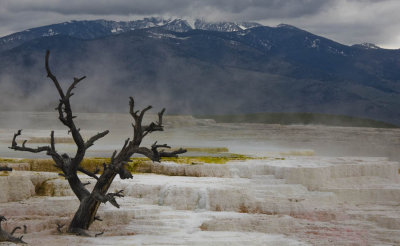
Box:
0, 113, 399, 245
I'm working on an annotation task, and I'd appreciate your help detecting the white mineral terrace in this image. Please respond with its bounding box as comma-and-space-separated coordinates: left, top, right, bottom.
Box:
0, 113, 400, 245
0, 156, 400, 245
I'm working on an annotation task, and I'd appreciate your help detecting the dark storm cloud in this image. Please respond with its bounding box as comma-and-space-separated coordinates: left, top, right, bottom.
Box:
0, 0, 399, 48
4, 0, 330, 17
287, 0, 400, 48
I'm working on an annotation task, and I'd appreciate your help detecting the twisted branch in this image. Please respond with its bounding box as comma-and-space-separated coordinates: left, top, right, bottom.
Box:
0, 216, 26, 244
78, 167, 100, 180
9, 130, 61, 160
11, 227, 21, 236
45, 51, 65, 99
56, 223, 64, 233
93, 190, 124, 208
66, 76, 86, 99
10, 51, 101, 202
85, 130, 109, 150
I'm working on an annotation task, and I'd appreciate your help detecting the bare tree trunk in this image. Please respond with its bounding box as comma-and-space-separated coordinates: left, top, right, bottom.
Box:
68, 171, 118, 232
68, 197, 98, 233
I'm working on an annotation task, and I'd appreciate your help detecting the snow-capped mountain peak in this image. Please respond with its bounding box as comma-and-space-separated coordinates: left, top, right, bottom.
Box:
0, 17, 264, 51
0, 17, 387, 57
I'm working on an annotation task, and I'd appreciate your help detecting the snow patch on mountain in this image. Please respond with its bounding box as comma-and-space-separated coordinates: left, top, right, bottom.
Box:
194, 20, 242, 32
185, 18, 196, 29
353, 42, 381, 49
147, 31, 189, 40
304, 37, 320, 49
42, 28, 59, 37
111, 27, 123, 33
327, 46, 347, 56
162, 19, 192, 32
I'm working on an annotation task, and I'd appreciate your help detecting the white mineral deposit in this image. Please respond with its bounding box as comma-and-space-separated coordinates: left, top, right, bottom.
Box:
1, 114, 400, 245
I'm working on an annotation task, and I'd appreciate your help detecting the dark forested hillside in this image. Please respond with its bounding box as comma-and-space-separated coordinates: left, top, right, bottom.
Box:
0, 19, 399, 124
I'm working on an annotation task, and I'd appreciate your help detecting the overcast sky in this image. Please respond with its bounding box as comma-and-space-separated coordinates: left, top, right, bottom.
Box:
1, 0, 399, 49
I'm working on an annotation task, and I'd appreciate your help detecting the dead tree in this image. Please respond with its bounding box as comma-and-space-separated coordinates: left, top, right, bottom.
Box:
9, 50, 186, 235
0, 216, 26, 244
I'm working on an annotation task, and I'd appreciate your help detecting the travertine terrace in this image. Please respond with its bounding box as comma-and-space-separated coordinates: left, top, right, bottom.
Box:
0, 113, 400, 245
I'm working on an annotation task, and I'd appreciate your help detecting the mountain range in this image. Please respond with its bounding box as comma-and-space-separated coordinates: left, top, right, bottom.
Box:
0, 18, 399, 125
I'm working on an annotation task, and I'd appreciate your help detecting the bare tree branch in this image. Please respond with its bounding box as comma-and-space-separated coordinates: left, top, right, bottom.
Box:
94, 216, 102, 221
129, 97, 137, 121
11, 227, 21, 236
9, 130, 60, 159
0, 216, 26, 244
158, 108, 165, 125
139, 105, 152, 122
78, 167, 99, 180
159, 148, 187, 158
134, 142, 187, 162
45, 50, 87, 168
45, 50, 65, 99
92, 190, 124, 208
84, 130, 109, 149
50, 130, 56, 151
56, 223, 64, 233
66, 76, 86, 99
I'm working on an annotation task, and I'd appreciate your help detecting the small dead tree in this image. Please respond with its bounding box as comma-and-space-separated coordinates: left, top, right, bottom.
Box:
0, 216, 26, 244
9, 51, 186, 235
